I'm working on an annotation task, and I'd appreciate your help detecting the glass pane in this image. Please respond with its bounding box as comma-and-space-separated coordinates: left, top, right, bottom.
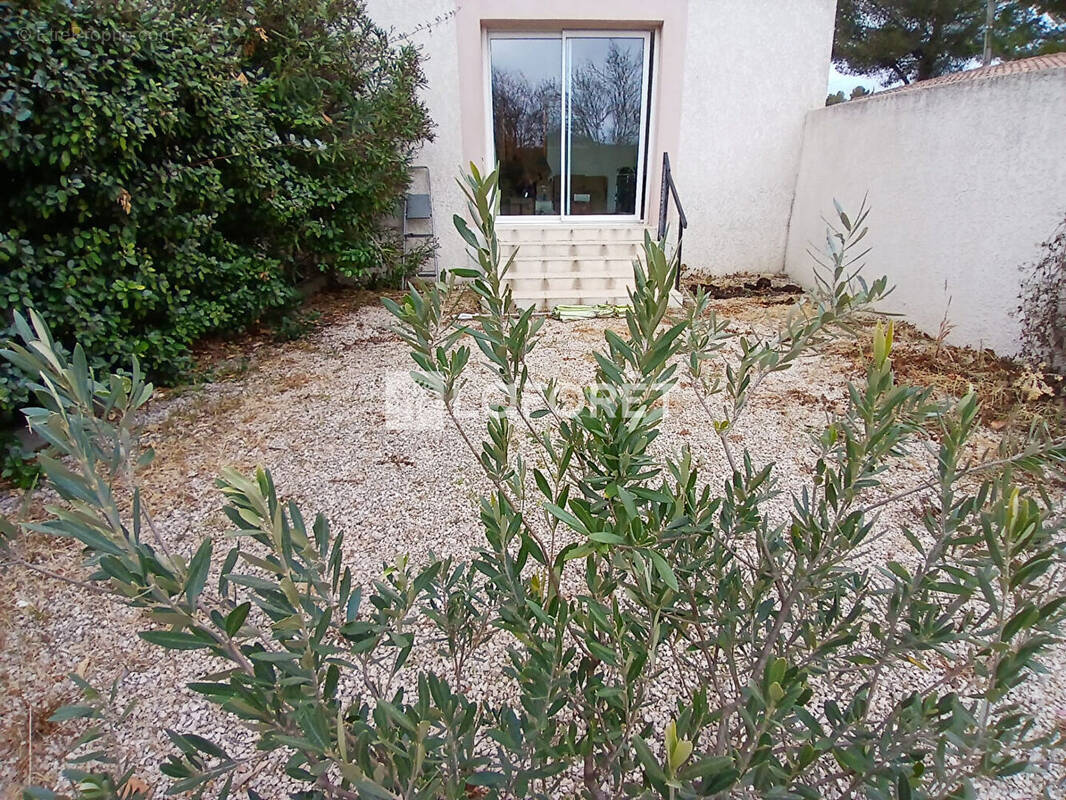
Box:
490, 38, 562, 216
566, 37, 645, 216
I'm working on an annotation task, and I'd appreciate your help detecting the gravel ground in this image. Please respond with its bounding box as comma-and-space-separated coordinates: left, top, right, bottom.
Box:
0, 294, 1063, 798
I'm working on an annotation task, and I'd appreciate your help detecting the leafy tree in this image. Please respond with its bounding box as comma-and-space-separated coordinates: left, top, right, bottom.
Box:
4, 168, 1066, 799
184, 0, 434, 277
834, 0, 1066, 85
826, 85, 872, 106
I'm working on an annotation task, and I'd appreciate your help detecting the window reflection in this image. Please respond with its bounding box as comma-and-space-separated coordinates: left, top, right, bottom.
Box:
567, 37, 645, 216
490, 37, 562, 216
489, 34, 647, 217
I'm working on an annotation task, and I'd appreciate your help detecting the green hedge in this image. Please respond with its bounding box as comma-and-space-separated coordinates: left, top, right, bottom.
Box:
0, 0, 431, 481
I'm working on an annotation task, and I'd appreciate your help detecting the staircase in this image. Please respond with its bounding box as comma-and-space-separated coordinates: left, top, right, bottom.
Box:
496, 223, 648, 311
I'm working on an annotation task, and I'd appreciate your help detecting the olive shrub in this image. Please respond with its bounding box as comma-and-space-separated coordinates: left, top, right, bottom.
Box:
4, 165, 1066, 799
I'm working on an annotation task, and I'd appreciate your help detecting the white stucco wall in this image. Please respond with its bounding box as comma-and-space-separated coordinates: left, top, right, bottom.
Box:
364, 0, 837, 276
785, 68, 1066, 356
362, 0, 469, 272
676, 0, 838, 276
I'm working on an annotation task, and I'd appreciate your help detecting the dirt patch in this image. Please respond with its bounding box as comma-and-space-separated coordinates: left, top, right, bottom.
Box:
1, 695, 65, 786
684, 288, 1063, 438
775, 387, 830, 410
683, 272, 803, 299
190, 287, 406, 380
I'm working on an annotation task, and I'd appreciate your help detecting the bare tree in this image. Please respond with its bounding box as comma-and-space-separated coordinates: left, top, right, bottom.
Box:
491, 67, 560, 155
569, 41, 642, 145
983, 0, 996, 64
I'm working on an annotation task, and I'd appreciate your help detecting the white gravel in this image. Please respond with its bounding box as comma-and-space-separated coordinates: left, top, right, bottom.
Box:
0, 296, 1063, 798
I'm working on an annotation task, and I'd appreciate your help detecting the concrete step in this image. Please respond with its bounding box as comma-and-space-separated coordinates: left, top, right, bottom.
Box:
513, 289, 682, 311
505, 258, 636, 276
513, 293, 633, 311
503, 242, 643, 259
503, 271, 632, 282
496, 224, 651, 244
509, 281, 626, 298
511, 288, 632, 299
493, 223, 651, 311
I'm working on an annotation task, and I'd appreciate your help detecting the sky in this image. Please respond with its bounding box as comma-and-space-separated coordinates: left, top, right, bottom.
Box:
827, 63, 886, 96
491, 34, 887, 101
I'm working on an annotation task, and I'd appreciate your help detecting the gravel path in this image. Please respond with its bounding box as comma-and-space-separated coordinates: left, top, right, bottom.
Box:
1, 296, 1063, 798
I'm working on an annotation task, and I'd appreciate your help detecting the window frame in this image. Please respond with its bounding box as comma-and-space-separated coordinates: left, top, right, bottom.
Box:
483, 29, 653, 223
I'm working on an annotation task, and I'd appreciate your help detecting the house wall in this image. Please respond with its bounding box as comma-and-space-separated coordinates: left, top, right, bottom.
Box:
784, 68, 1066, 356
453, 0, 689, 227
361, 0, 468, 272
675, 0, 838, 276
364, 0, 837, 275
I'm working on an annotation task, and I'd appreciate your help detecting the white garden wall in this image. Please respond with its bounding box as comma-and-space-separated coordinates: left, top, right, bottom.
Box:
785, 67, 1066, 356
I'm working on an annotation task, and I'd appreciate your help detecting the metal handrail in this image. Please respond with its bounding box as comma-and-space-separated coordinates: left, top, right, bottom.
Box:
657, 152, 688, 290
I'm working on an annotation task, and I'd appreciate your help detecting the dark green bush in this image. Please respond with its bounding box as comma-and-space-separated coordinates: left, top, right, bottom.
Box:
187, 0, 434, 278
0, 0, 431, 480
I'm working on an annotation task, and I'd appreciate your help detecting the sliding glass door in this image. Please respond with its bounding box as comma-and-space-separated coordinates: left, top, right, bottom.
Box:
489, 31, 651, 219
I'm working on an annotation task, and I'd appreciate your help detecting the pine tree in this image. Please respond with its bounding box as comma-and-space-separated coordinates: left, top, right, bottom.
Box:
834, 1, 1066, 85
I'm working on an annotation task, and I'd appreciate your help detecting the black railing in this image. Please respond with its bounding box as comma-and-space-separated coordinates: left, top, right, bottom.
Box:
657, 152, 688, 291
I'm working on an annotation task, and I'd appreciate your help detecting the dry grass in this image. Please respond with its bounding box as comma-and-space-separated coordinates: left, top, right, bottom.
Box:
696, 287, 1064, 439
0, 528, 86, 790
134, 287, 411, 510
0, 695, 64, 789
188, 287, 406, 380
827, 317, 1064, 435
